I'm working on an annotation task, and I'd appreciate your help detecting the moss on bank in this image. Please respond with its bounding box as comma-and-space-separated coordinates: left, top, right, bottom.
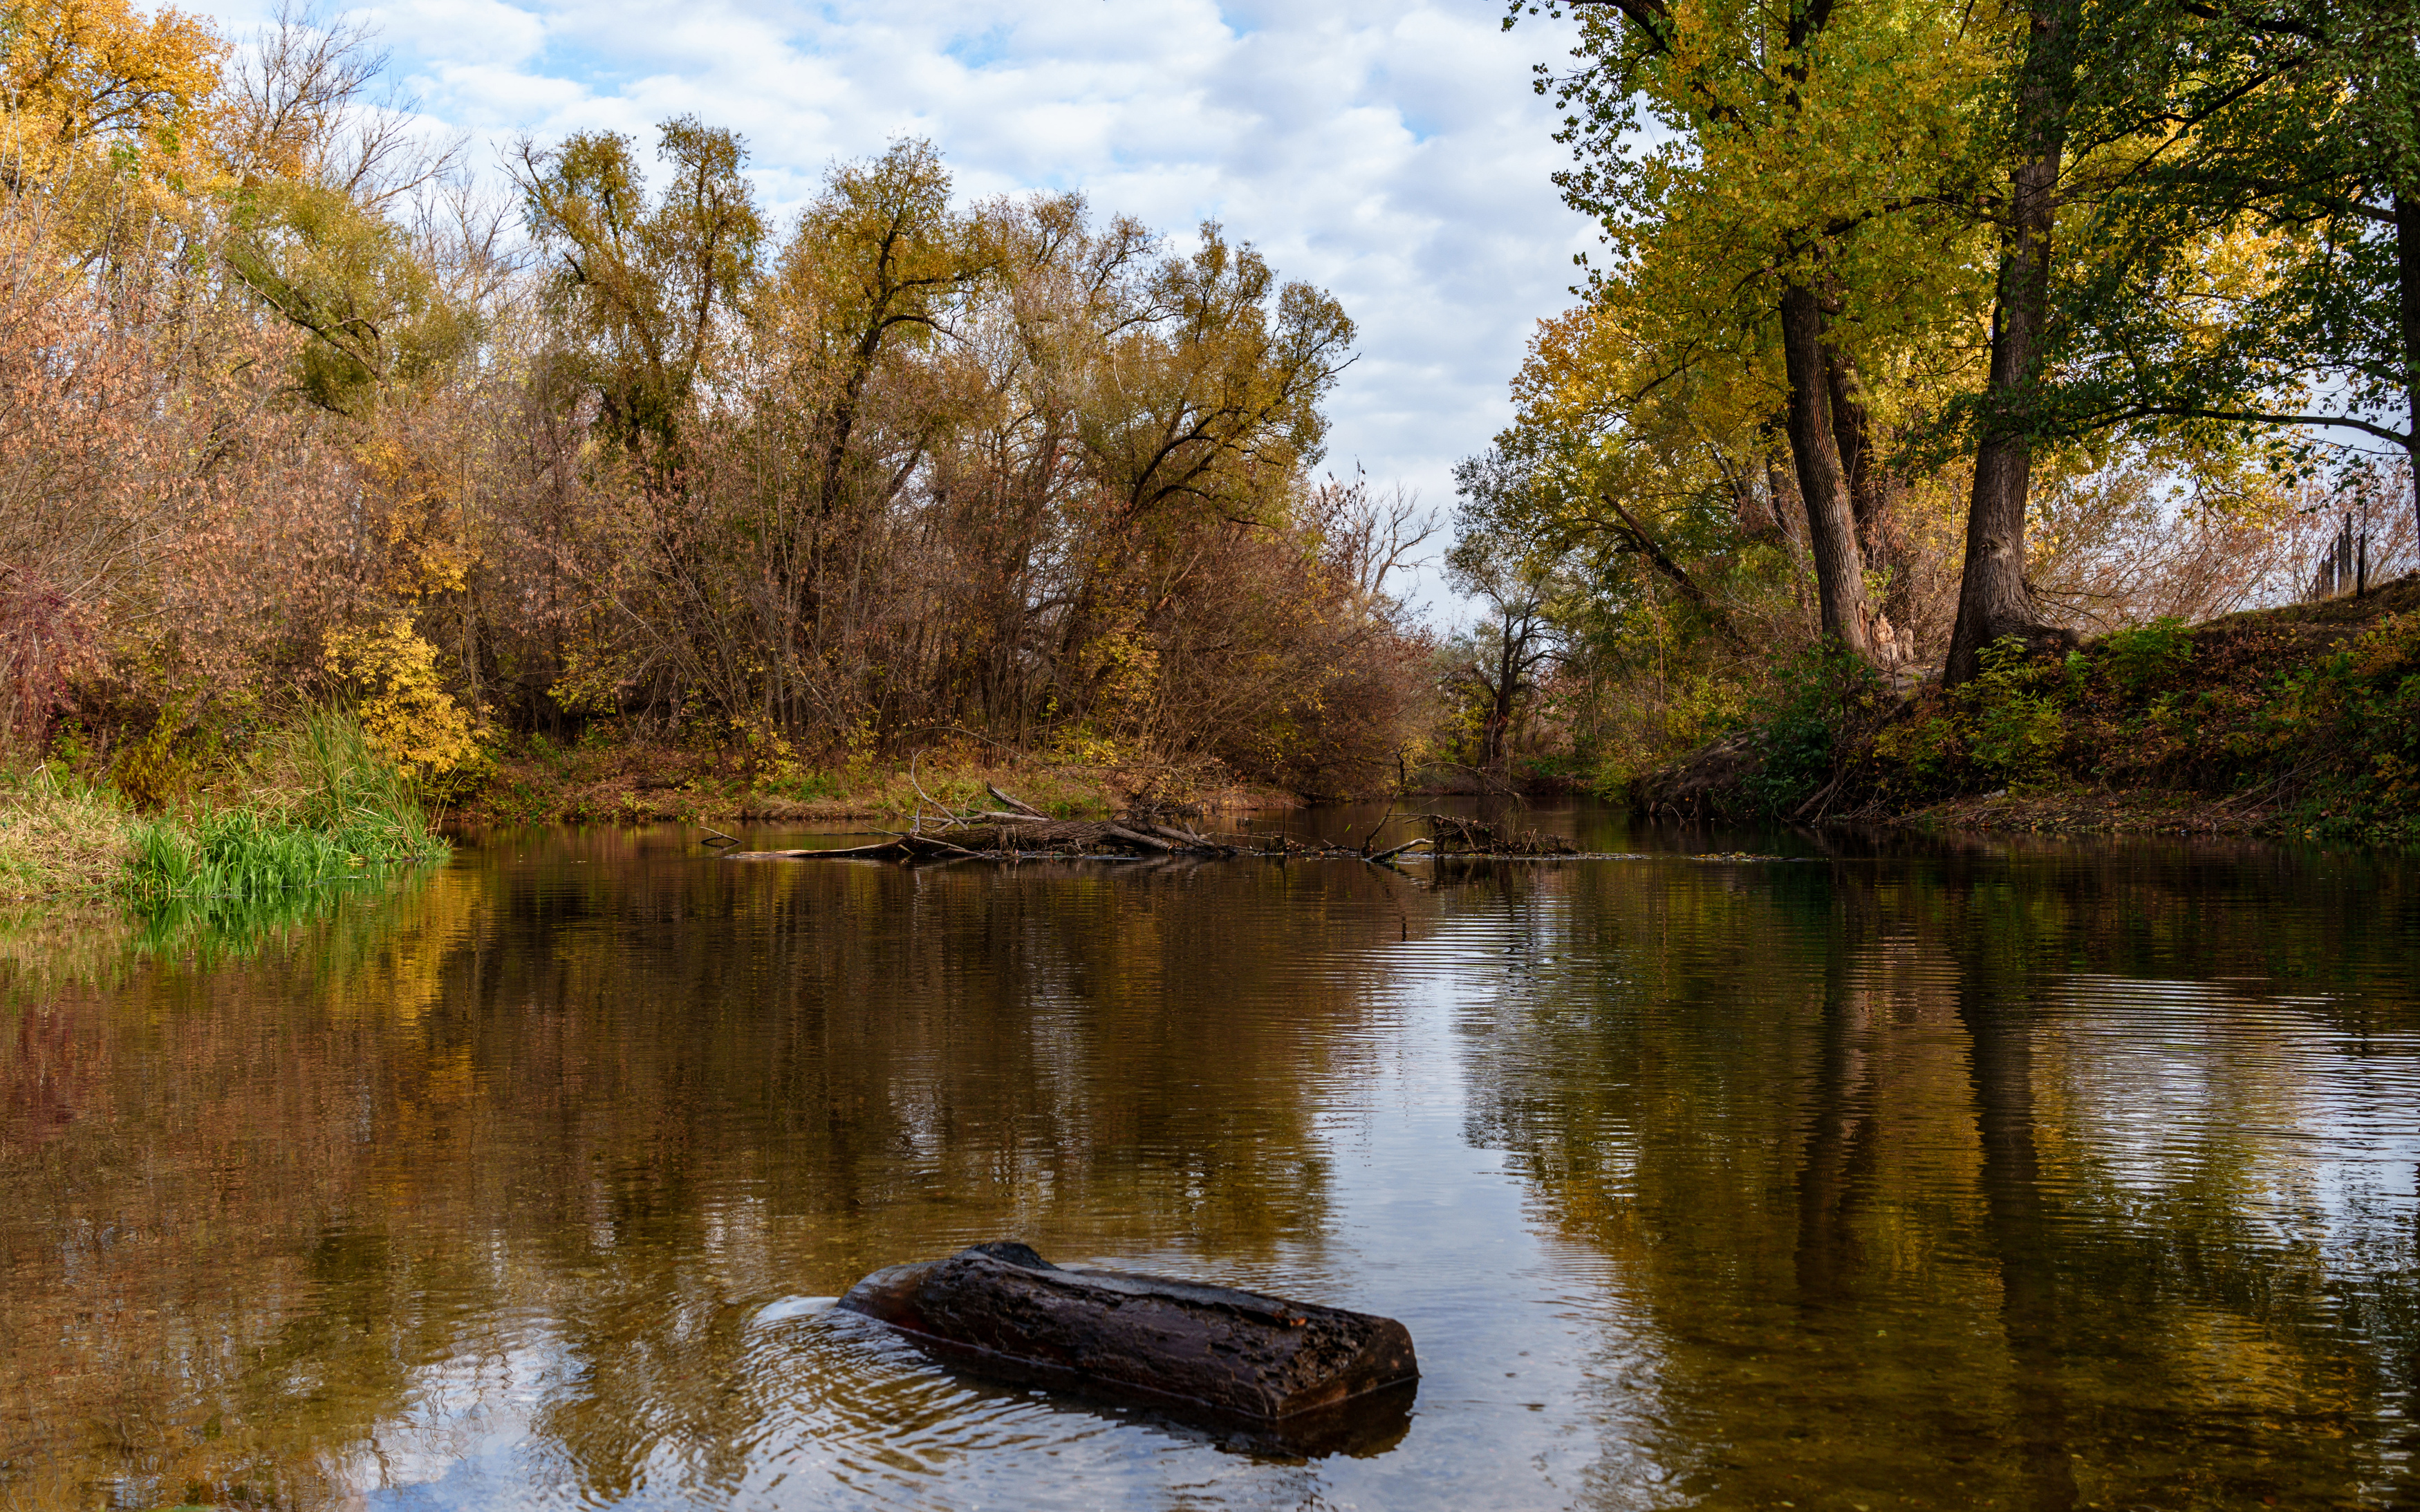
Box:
1640, 574, 2420, 841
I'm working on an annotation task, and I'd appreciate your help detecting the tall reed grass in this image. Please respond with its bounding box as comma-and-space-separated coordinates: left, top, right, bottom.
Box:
124, 709, 447, 904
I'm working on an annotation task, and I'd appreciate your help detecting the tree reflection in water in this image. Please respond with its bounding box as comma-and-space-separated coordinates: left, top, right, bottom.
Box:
1, 837, 1406, 1504
0, 821, 2414, 1509
1455, 838, 2419, 1509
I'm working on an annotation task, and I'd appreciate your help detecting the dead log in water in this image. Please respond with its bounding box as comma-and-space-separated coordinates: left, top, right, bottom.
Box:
838, 1241, 1418, 1453
716, 778, 1572, 865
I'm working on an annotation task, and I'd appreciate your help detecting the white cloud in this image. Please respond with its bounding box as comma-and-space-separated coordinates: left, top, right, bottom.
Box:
190, 0, 1598, 615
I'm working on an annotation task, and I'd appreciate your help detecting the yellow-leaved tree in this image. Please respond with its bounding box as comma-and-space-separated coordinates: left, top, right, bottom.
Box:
0, 0, 219, 174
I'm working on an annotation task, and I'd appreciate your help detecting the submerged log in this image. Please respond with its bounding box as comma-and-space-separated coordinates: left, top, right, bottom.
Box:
839, 1241, 1418, 1453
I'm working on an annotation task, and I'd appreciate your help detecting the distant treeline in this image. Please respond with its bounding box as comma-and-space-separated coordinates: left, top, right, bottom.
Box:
0, 0, 1435, 801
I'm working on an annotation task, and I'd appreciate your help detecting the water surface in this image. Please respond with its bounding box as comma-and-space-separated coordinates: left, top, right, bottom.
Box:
3, 808, 2416, 1509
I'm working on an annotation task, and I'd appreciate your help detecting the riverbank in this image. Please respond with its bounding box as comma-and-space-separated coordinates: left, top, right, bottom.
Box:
5, 720, 1310, 899
455, 742, 1304, 827
1638, 574, 2420, 842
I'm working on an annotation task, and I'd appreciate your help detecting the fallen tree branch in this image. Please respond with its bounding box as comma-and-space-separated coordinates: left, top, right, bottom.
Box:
987, 783, 1047, 818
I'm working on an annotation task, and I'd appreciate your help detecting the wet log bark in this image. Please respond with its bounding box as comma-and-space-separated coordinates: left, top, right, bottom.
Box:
839, 1242, 1418, 1450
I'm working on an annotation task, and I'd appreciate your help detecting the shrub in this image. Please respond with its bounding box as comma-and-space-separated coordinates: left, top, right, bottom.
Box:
1870, 701, 1971, 804
2274, 613, 2420, 843
1863, 637, 2076, 805
322, 616, 485, 794
2096, 617, 2194, 694
1966, 638, 2071, 785
1740, 644, 1881, 816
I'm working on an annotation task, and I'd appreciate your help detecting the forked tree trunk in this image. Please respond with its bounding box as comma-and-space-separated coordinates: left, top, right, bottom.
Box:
1779, 282, 1873, 658
1946, 0, 2081, 685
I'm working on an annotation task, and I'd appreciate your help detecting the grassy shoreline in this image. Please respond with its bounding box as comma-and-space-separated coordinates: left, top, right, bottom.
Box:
1, 711, 447, 902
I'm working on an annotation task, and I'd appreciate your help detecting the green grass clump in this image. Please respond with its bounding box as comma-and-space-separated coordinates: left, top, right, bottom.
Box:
124, 708, 447, 905
281, 705, 446, 859
127, 808, 360, 901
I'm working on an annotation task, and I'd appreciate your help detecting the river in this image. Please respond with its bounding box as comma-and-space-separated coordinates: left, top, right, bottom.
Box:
3, 806, 2415, 1509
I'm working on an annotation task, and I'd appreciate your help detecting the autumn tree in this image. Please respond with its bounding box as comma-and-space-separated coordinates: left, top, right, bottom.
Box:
1938, 0, 2085, 682
750, 137, 995, 704
516, 116, 764, 460
1511, 0, 2010, 662
212, 6, 475, 417
1442, 497, 1568, 774
0, 0, 218, 183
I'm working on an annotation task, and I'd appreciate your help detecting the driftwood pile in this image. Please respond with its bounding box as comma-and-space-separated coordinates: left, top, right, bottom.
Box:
721, 781, 1577, 865
721, 781, 1256, 861
1406, 813, 1577, 857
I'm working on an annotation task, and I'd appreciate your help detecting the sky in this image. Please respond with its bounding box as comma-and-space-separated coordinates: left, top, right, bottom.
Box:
187, 0, 1605, 616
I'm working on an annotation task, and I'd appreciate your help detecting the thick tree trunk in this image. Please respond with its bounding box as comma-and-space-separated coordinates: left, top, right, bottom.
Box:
1779, 282, 1873, 657
1946, 0, 2081, 686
